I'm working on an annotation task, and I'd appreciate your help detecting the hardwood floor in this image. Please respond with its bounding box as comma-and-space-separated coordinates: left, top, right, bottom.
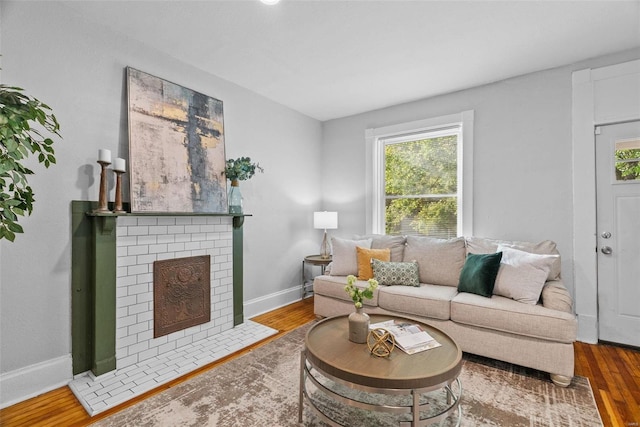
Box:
0, 298, 317, 427
0, 297, 637, 426
574, 340, 640, 426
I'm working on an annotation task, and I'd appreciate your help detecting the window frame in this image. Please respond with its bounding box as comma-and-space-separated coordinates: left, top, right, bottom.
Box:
365, 111, 474, 237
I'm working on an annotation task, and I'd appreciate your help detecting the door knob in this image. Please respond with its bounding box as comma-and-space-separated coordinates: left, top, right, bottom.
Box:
601, 246, 613, 255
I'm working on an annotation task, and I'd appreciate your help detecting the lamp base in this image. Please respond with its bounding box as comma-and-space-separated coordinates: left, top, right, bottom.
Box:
320, 230, 331, 259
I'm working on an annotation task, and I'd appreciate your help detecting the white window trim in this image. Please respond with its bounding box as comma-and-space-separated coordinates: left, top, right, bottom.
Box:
365, 110, 474, 236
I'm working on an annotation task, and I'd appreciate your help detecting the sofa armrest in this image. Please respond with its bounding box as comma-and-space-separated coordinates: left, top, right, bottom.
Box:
541, 280, 573, 313
324, 262, 332, 275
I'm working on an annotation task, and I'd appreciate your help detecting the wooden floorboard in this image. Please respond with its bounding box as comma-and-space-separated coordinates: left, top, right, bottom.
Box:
574, 340, 640, 427
1, 297, 638, 427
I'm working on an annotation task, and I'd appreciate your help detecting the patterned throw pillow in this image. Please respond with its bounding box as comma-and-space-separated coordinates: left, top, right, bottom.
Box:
371, 259, 420, 287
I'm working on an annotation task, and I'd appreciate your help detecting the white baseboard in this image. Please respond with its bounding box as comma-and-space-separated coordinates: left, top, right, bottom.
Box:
0, 354, 72, 409
577, 313, 598, 344
0, 289, 303, 409
244, 285, 304, 320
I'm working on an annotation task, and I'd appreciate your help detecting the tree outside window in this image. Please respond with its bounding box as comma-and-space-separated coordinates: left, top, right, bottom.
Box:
615, 145, 640, 181
384, 132, 458, 238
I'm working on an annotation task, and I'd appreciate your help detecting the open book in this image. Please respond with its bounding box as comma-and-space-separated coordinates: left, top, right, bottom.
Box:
369, 320, 441, 354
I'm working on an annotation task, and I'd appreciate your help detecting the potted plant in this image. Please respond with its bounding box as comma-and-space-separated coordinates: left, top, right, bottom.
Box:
0, 85, 61, 241
224, 156, 263, 213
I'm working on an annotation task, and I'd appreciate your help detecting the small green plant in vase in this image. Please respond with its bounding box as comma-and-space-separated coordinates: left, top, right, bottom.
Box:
224, 156, 263, 182
224, 156, 263, 214
344, 275, 378, 343
344, 275, 378, 308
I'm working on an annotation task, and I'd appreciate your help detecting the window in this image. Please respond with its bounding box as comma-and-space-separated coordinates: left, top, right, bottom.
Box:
615, 137, 640, 182
383, 128, 459, 238
365, 111, 473, 238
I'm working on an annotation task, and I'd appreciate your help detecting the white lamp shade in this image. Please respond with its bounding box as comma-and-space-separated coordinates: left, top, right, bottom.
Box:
314, 211, 338, 230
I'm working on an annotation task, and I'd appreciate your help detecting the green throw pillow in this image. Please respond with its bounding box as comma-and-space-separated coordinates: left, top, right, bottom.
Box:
457, 252, 503, 297
371, 259, 420, 287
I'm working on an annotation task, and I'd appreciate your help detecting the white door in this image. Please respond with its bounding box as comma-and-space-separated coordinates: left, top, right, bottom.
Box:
596, 121, 640, 347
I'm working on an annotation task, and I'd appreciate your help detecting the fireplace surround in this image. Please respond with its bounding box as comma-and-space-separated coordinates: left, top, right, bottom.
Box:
71, 200, 248, 377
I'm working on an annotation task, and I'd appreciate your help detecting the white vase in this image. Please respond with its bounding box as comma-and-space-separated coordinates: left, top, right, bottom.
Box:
348, 306, 370, 343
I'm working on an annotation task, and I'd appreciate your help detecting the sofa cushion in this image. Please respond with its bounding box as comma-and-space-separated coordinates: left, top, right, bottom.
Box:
451, 292, 577, 343
354, 234, 407, 262
330, 237, 372, 276
356, 246, 390, 280
403, 236, 466, 287
313, 275, 380, 307
378, 284, 458, 320
465, 237, 561, 280
494, 245, 558, 304
371, 259, 420, 287
458, 252, 503, 297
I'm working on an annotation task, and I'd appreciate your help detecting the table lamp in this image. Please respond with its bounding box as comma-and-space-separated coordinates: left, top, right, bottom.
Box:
314, 211, 338, 259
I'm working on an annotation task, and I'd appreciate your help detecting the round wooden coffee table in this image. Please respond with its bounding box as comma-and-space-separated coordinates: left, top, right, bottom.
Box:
298, 314, 462, 426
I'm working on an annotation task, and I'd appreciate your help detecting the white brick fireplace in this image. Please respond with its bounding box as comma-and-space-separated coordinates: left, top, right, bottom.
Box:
69, 209, 278, 415
114, 215, 234, 369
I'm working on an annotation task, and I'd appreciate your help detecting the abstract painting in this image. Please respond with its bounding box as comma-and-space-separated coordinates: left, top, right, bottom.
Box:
127, 67, 227, 213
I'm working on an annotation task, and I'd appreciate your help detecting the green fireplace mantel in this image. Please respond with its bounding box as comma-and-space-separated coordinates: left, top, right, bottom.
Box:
71, 200, 249, 376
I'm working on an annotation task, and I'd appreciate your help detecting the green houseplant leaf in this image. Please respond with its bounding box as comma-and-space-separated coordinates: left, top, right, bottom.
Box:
224, 157, 263, 181
0, 84, 61, 241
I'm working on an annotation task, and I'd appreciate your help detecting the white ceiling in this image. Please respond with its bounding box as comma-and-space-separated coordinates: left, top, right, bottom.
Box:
61, 0, 640, 121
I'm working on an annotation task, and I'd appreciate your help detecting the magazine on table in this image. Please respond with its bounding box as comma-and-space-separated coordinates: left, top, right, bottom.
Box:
369, 320, 441, 354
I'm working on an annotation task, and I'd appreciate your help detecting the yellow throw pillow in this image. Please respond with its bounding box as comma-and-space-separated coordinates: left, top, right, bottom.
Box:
356, 246, 391, 280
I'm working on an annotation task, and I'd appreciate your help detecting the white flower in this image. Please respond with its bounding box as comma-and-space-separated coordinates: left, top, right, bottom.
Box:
344, 275, 377, 309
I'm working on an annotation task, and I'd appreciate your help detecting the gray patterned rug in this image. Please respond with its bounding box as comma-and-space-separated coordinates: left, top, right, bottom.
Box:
92, 322, 602, 427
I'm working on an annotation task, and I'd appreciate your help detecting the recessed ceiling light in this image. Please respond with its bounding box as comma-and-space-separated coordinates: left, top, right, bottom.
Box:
260, 0, 280, 4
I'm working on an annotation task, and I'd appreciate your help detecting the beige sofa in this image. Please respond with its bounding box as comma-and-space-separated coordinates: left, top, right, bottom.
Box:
313, 235, 577, 387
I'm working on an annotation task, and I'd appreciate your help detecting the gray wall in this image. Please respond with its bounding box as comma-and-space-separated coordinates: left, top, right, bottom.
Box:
2, 0, 640, 409
321, 48, 640, 300
0, 1, 322, 404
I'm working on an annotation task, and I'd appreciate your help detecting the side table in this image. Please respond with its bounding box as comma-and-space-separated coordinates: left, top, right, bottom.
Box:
301, 255, 332, 298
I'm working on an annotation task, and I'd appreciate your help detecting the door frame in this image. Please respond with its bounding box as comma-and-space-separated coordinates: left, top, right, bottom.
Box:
572, 59, 640, 343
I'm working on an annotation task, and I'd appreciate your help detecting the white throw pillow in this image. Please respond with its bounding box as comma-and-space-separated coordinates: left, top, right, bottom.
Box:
329, 237, 373, 276
493, 245, 559, 304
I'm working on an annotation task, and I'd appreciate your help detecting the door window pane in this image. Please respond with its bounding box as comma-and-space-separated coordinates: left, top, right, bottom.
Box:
615, 138, 640, 182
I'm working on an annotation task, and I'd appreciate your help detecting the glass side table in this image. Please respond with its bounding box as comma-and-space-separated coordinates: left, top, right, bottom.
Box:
301, 255, 332, 299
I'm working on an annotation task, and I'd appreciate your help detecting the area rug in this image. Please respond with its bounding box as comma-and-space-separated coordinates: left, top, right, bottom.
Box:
92, 322, 603, 427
